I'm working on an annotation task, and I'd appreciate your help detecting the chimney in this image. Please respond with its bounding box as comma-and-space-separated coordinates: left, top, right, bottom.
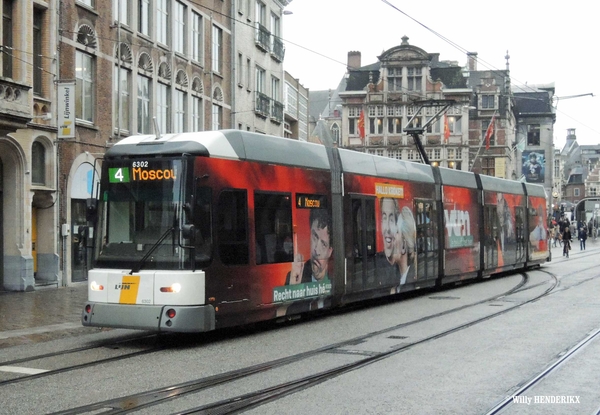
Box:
347, 51, 361, 71
467, 52, 478, 71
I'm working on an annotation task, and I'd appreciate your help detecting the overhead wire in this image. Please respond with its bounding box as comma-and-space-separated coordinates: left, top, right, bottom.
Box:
379, 0, 599, 137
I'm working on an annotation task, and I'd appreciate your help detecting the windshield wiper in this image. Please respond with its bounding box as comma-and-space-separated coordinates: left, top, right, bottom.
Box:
129, 226, 174, 274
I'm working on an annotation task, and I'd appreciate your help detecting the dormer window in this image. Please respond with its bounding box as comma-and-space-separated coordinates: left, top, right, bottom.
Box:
387, 67, 402, 92
407, 67, 421, 91
527, 124, 540, 146
481, 94, 496, 109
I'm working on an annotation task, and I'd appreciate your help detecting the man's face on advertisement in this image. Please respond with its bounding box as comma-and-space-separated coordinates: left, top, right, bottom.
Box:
381, 198, 397, 259
310, 220, 332, 281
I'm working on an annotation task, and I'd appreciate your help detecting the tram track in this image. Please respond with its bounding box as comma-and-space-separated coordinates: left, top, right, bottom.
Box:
0, 332, 164, 386
484, 326, 600, 414
0, 332, 158, 366
0, 272, 525, 388
46, 271, 564, 415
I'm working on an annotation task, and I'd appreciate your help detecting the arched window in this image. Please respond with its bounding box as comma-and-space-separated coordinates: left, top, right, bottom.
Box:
212, 86, 223, 130
191, 76, 204, 131
32, 141, 45, 185
75, 24, 98, 122
157, 61, 172, 134
114, 43, 132, 133
331, 123, 340, 144
137, 52, 153, 134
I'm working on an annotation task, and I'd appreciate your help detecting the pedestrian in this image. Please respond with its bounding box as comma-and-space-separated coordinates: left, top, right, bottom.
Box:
562, 226, 572, 258
579, 226, 588, 250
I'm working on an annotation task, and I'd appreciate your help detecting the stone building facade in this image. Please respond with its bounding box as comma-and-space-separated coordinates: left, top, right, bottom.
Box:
232, 0, 290, 135
331, 37, 520, 178
284, 71, 309, 140
310, 37, 556, 198
0, 0, 59, 290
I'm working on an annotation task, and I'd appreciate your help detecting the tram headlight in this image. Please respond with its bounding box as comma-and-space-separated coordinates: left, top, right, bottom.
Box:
90, 281, 104, 291
160, 283, 181, 293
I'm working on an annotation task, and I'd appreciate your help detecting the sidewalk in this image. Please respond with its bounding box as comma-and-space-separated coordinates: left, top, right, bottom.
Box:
0, 283, 92, 348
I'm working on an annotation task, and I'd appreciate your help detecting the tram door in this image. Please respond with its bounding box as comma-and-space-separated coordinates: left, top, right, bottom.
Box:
350, 196, 376, 292
515, 207, 526, 262
415, 200, 438, 281
484, 205, 499, 268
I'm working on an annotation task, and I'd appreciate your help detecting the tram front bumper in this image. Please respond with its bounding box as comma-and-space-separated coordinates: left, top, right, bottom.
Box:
82, 302, 216, 332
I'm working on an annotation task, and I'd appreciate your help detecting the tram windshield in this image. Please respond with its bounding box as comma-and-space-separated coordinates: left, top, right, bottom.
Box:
93, 158, 195, 270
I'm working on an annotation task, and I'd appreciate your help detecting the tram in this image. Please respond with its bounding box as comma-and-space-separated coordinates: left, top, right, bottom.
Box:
81, 130, 549, 332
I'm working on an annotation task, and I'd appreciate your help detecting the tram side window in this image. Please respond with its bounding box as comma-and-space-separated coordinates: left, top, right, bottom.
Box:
194, 186, 212, 261
217, 189, 248, 265
254, 192, 293, 264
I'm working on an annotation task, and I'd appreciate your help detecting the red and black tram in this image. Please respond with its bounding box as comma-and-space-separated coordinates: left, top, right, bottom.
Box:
81, 130, 549, 332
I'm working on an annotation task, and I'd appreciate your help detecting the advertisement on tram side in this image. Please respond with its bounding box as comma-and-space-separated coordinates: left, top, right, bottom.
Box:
442, 185, 480, 277
484, 191, 526, 272
195, 157, 334, 316
342, 173, 437, 293
528, 196, 549, 261
272, 194, 333, 311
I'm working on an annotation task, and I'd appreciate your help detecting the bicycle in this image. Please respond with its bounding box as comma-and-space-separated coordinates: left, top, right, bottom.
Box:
552, 233, 562, 248
563, 239, 571, 257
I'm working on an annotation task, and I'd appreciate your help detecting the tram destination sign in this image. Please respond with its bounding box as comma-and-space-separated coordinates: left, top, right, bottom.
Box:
296, 194, 328, 209
108, 161, 177, 183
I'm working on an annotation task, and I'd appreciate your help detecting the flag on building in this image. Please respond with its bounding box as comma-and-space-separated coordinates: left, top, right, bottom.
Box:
443, 114, 451, 143
484, 114, 496, 150
358, 110, 365, 140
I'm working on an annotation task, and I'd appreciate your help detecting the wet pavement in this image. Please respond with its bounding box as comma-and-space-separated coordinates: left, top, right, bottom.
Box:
0, 283, 94, 348
0, 237, 595, 349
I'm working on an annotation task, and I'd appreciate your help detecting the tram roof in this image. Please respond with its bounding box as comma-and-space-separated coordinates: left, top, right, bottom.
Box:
338, 148, 435, 183
522, 182, 547, 198
437, 167, 478, 189
478, 174, 526, 194
105, 130, 331, 170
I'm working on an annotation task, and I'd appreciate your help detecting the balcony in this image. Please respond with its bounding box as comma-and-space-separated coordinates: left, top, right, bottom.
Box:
271, 37, 285, 62
271, 100, 284, 123
0, 78, 32, 135
255, 23, 271, 53
255, 92, 270, 118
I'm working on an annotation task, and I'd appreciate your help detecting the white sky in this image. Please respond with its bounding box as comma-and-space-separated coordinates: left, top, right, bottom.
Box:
282, 0, 600, 148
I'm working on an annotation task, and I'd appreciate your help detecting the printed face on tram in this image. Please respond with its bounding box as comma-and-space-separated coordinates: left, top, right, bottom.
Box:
381, 198, 399, 260
310, 220, 332, 281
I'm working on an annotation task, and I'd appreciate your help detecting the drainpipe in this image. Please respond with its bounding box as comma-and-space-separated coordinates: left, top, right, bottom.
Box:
230, 0, 235, 129
116, 0, 121, 139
